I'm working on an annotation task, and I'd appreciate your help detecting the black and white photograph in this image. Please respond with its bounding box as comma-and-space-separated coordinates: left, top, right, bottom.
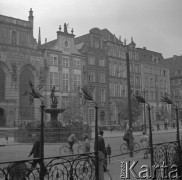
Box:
0, 0, 182, 179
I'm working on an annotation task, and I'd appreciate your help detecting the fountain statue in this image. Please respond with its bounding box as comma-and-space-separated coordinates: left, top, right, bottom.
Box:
44, 86, 65, 127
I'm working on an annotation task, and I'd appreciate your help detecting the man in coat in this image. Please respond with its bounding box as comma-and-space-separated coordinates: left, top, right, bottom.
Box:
29, 133, 41, 168
95, 130, 107, 180
29, 133, 48, 176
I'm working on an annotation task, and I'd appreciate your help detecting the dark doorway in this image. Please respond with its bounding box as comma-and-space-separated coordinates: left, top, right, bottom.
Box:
0, 108, 6, 127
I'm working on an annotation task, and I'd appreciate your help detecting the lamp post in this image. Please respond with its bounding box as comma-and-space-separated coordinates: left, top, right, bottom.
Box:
142, 90, 147, 134
23, 81, 45, 180
80, 84, 99, 180
134, 92, 154, 168
40, 103, 45, 180
126, 51, 133, 157
161, 94, 181, 163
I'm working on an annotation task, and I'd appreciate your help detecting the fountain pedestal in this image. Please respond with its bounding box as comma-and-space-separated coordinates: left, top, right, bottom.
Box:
44, 104, 65, 127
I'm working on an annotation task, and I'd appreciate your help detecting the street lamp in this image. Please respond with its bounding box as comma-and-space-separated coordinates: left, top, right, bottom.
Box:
80, 84, 99, 180
126, 51, 133, 157
161, 94, 181, 163
139, 90, 147, 134
22, 81, 45, 180
134, 92, 154, 168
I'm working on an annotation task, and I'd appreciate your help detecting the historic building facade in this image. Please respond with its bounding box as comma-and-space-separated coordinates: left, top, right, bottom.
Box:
0, 9, 44, 127
40, 24, 84, 123
137, 47, 170, 124
163, 55, 182, 121
101, 29, 127, 125
75, 28, 109, 126
0, 9, 171, 127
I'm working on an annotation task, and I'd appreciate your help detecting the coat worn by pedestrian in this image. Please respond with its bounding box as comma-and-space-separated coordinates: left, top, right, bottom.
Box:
96, 135, 107, 180
29, 139, 41, 158
97, 135, 107, 157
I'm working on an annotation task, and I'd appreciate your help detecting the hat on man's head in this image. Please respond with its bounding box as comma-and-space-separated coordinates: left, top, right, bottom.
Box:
99, 130, 104, 135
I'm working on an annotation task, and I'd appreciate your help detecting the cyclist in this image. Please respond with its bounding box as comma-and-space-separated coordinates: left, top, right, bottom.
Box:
123, 128, 134, 148
67, 132, 79, 153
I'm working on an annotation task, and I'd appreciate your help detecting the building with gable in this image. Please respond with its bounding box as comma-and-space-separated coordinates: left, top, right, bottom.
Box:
163, 55, 182, 122
40, 24, 84, 123
137, 47, 170, 124
0, 9, 44, 127
75, 28, 109, 126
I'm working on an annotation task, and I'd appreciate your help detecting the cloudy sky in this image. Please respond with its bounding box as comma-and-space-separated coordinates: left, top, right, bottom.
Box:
0, 0, 181, 58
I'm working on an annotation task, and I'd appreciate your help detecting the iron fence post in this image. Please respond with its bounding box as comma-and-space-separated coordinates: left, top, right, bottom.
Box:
40, 103, 45, 180
95, 104, 99, 180
148, 105, 154, 169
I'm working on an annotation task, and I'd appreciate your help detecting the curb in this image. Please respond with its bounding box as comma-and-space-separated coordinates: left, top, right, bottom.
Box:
101, 129, 182, 139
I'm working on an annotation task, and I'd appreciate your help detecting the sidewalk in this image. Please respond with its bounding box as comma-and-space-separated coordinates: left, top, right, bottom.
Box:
93, 128, 182, 139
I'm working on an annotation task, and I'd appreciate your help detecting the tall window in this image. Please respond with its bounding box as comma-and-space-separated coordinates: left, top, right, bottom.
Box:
63, 73, 69, 92
88, 108, 95, 124
115, 84, 120, 97
50, 56, 58, 66
62, 57, 70, 67
100, 111, 105, 122
134, 64, 139, 73
88, 71, 95, 82
99, 72, 105, 83
110, 84, 115, 97
145, 78, 149, 87
50, 72, 59, 90
135, 77, 140, 86
73, 74, 81, 91
88, 56, 95, 65
109, 64, 114, 76
130, 77, 133, 85
99, 59, 105, 67
73, 59, 81, 69
100, 88, 106, 102
12, 31, 17, 44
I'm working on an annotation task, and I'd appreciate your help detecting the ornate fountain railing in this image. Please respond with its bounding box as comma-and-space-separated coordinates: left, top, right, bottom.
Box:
0, 152, 96, 180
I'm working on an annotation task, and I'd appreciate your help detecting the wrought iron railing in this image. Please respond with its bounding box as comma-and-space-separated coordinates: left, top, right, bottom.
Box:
153, 141, 178, 165
0, 153, 96, 180
153, 141, 181, 179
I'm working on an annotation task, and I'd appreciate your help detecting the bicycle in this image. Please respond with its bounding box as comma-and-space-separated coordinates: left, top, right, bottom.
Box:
120, 141, 140, 154
59, 142, 83, 156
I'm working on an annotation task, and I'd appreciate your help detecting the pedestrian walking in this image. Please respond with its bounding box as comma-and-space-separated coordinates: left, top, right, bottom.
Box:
95, 130, 107, 180
106, 144, 111, 164
5, 135, 8, 144
157, 123, 160, 131
140, 132, 149, 159
83, 134, 91, 153
164, 122, 167, 130
29, 133, 47, 175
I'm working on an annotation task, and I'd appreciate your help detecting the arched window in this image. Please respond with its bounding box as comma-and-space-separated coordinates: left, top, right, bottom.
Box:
100, 111, 105, 122
19, 68, 34, 120
0, 67, 5, 100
